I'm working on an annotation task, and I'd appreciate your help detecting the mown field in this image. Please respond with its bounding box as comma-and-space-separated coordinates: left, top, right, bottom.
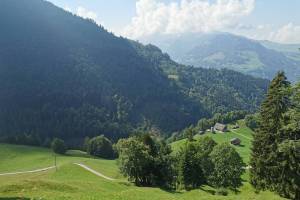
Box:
0, 124, 286, 200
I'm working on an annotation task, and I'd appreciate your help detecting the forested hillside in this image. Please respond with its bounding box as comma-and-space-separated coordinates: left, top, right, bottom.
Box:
0, 0, 268, 144
134, 43, 269, 114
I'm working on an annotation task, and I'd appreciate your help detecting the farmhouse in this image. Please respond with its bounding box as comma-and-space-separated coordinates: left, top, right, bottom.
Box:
214, 123, 227, 132
231, 138, 241, 146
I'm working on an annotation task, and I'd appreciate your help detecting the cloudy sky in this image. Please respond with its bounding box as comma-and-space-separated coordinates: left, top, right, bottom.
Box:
47, 0, 300, 44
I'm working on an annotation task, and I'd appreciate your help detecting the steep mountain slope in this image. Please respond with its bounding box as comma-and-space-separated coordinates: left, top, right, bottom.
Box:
152, 33, 300, 82
0, 0, 205, 140
0, 0, 268, 143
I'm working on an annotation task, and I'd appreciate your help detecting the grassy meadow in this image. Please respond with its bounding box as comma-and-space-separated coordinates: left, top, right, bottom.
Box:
171, 122, 253, 164
0, 124, 286, 200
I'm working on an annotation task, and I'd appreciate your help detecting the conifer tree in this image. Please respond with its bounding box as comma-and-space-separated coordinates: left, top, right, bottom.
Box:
276, 83, 300, 199
250, 72, 291, 191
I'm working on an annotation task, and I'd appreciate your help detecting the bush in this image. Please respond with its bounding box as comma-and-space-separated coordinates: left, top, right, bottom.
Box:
51, 138, 67, 154
87, 135, 114, 159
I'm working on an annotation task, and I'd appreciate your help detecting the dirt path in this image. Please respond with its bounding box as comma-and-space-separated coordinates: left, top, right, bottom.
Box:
0, 166, 56, 176
74, 163, 115, 181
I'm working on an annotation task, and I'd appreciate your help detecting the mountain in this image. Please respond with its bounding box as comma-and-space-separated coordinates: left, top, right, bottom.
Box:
260, 40, 300, 63
0, 0, 268, 144
150, 33, 300, 82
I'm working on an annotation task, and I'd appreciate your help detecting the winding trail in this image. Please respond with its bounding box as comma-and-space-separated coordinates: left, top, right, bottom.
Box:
0, 163, 115, 181
74, 163, 115, 181
0, 166, 56, 176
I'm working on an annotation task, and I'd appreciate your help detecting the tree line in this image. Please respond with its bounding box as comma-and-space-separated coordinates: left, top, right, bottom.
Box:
115, 134, 245, 194
169, 110, 247, 142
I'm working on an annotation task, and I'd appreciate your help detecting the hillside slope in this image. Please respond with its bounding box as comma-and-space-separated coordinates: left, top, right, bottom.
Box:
0, 0, 206, 140
0, 0, 268, 143
0, 144, 286, 200
134, 44, 269, 114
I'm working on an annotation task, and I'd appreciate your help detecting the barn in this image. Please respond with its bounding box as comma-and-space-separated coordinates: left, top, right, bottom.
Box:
230, 138, 241, 146
214, 123, 228, 132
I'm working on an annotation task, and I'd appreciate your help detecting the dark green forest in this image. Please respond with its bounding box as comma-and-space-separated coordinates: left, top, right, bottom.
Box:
0, 0, 269, 146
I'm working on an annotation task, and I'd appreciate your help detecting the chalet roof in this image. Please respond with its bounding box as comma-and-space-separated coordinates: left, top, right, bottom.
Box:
214, 123, 227, 130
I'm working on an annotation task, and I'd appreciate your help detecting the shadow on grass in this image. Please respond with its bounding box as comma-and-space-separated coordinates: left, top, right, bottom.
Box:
199, 186, 216, 195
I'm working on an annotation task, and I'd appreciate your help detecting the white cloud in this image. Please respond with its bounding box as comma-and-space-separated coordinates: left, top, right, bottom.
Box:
236, 23, 300, 44
123, 0, 255, 39
63, 6, 103, 26
269, 23, 300, 44
76, 7, 98, 22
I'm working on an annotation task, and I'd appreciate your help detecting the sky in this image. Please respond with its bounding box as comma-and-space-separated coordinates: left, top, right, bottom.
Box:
47, 0, 300, 44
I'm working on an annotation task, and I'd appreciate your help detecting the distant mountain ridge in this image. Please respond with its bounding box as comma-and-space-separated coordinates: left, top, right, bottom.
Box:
150, 33, 300, 82
0, 0, 268, 143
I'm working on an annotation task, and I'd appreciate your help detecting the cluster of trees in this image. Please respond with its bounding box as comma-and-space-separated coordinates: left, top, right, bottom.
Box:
196, 110, 247, 131
250, 72, 300, 200
115, 134, 174, 187
116, 134, 245, 192
169, 110, 247, 142
176, 137, 245, 191
0, 133, 43, 146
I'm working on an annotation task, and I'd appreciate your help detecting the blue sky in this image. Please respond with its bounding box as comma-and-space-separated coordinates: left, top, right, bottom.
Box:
47, 0, 300, 43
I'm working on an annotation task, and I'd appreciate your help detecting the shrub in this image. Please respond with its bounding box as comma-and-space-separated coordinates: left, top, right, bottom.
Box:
87, 135, 114, 159
51, 138, 67, 154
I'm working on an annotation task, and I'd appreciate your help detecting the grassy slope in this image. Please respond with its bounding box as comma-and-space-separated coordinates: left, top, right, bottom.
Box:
0, 140, 285, 199
171, 121, 253, 164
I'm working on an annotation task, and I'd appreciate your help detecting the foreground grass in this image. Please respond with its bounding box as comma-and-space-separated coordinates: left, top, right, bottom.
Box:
0, 143, 285, 200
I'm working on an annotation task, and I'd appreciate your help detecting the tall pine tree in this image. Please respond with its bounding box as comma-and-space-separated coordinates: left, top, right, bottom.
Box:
277, 82, 300, 199
250, 72, 291, 191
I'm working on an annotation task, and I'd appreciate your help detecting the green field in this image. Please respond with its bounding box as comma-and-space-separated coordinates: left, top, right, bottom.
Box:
0, 129, 286, 200
171, 122, 253, 164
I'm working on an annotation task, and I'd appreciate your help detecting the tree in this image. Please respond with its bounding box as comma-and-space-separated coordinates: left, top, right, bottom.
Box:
116, 137, 153, 186
209, 143, 245, 189
196, 136, 217, 180
151, 140, 175, 188
51, 138, 67, 154
177, 141, 204, 190
275, 83, 300, 199
177, 137, 217, 190
87, 135, 114, 159
250, 72, 291, 191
